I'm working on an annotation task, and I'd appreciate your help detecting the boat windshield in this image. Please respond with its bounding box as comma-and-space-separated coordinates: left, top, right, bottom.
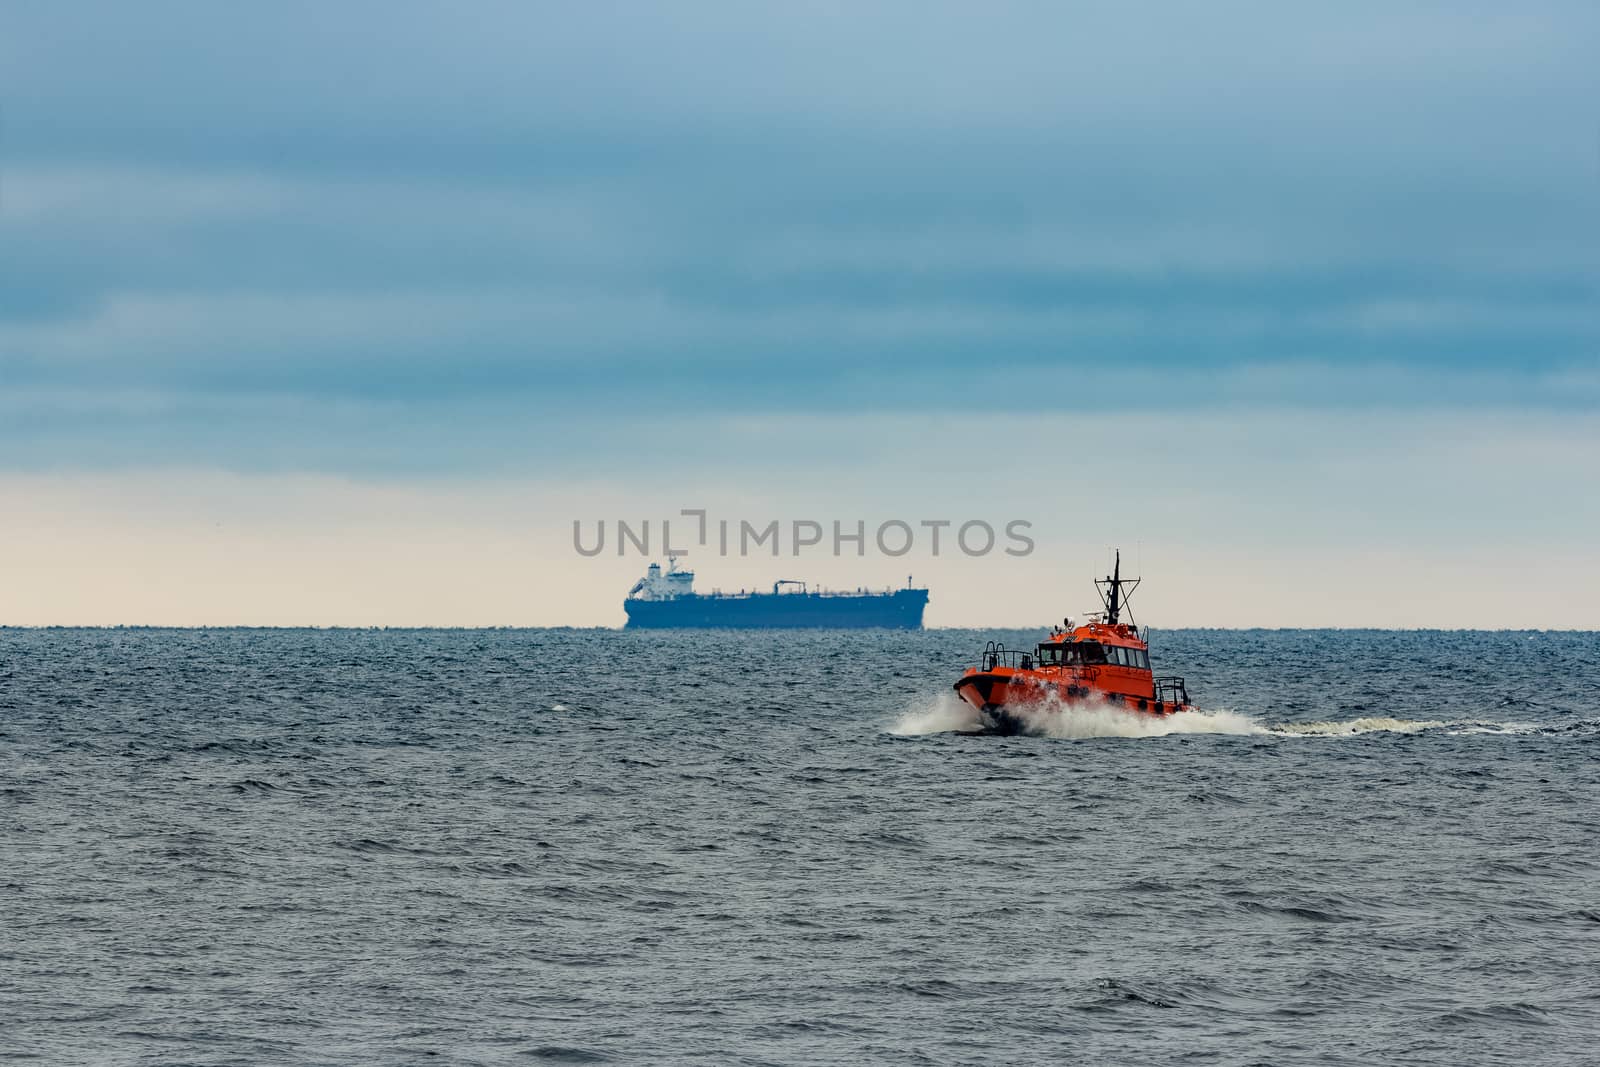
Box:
1034, 641, 1110, 666
1035, 641, 1148, 668
1066, 642, 1108, 665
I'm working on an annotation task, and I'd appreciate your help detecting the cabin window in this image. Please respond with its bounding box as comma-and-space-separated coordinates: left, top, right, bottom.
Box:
1036, 645, 1063, 665
1062, 642, 1107, 666
1104, 646, 1149, 668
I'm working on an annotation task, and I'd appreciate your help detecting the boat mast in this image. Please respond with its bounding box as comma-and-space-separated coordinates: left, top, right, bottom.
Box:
1094, 548, 1139, 627
1106, 550, 1122, 624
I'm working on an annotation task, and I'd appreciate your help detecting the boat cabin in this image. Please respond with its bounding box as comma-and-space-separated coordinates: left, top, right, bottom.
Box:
1035, 638, 1151, 670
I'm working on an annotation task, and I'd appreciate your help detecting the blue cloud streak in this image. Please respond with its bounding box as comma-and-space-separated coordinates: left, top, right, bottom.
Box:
2, 2, 1597, 472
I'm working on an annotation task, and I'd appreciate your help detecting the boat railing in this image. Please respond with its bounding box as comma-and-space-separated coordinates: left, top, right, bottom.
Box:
1154, 676, 1190, 706
979, 641, 1037, 671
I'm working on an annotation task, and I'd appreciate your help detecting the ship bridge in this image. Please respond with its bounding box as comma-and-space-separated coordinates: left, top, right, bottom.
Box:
627, 558, 695, 601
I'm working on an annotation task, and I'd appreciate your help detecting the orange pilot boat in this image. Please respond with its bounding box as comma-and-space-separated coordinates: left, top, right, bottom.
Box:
953, 551, 1193, 735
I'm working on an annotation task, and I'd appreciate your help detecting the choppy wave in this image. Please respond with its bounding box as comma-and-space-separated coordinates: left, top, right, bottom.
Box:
6, 627, 1599, 1067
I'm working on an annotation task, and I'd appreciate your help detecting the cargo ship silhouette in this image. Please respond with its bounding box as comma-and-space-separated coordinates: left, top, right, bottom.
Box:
623, 558, 928, 629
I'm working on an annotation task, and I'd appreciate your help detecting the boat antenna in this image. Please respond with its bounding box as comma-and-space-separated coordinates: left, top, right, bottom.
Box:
1095, 549, 1141, 627
1107, 551, 1122, 623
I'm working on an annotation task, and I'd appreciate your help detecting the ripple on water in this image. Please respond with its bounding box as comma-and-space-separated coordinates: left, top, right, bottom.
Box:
1, 627, 1597, 1065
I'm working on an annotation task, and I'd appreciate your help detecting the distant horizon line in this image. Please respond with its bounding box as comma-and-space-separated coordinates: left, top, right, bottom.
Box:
1, 624, 1594, 634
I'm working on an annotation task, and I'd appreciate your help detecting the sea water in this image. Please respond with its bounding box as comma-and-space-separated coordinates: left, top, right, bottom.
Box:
2, 628, 1597, 1065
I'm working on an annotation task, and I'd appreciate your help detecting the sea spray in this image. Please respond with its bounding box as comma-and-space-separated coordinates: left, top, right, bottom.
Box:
889, 690, 1260, 739
996, 688, 1264, 738
890, 691, 986, 736
891, 692, 1492, 740
1032, 702, 1262, 739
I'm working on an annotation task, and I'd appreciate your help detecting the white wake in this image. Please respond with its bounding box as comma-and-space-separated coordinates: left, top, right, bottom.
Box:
889, 691, 1519, 740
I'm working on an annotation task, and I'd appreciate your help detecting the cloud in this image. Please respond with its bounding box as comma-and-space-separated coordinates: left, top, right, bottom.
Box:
2, 2, 1597, 476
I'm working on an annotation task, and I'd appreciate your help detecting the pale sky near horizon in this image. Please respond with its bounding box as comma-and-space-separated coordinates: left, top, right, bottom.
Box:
3, 3, 1598, 627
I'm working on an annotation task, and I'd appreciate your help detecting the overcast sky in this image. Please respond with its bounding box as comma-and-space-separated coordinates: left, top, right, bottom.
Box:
3, 3, 1597, 625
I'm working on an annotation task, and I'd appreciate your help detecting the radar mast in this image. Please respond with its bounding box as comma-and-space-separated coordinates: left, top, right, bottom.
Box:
1094, 549, 1141, 627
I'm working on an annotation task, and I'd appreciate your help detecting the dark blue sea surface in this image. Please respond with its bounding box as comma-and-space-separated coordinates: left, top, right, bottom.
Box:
2, 628, 1598, 1065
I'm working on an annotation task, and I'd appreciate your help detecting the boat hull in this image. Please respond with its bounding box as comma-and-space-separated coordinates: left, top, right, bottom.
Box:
624, 588, 928, 629
953, 668, 1187, 734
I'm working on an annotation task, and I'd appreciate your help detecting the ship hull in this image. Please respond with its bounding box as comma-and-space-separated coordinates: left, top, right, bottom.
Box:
624, 589, 927, 629
953, 669, 1186, 734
